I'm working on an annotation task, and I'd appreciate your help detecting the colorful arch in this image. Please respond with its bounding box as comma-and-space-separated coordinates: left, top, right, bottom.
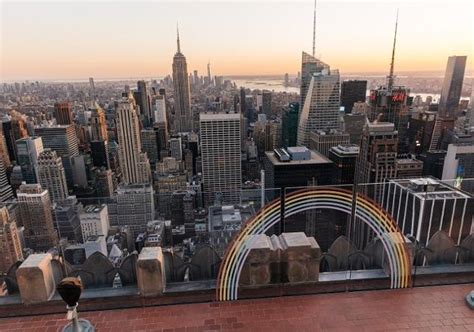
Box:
216, 188, 412, 301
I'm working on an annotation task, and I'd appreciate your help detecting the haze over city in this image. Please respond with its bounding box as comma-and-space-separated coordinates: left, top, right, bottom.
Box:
1, 0, 473, 81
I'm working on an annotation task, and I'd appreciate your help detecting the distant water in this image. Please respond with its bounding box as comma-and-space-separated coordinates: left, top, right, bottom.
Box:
233, 79, 299, 94
232, 79, 448, 103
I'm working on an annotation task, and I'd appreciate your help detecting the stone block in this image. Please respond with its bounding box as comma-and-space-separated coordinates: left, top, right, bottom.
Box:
279, 232, 321, 283
16, 253, 56, 305
239, 234, 280, 286
137, 247, 165, 297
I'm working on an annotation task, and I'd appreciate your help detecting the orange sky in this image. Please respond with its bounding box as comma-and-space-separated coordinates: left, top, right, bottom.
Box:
1, 1, 472, 80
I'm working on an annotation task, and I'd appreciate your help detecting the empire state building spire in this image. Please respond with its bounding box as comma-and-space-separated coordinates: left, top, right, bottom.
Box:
177, 24, 181, 54
172, 26, 192, 132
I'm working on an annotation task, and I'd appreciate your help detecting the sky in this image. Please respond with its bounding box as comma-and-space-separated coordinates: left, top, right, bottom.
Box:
1, 0, 473, 81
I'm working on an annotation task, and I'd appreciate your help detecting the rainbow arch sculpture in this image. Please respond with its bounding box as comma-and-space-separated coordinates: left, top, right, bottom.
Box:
216, 188, 412, 301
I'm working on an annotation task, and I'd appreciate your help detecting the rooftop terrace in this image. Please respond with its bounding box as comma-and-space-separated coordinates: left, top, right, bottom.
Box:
0, 284, 472, 331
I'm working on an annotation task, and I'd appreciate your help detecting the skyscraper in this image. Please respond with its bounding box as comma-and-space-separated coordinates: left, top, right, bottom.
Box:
0, 159, 14, 203
0, 206, 23, 273
0, 127, 11, 169
80, 204, 110, 240
153, 94, 168, 159
89, 101, 108, 141
442, 143, 474, 186
282, 102, 299, 147
53, 198, 83, 243
134, 80, 152, 127
16, 136, 43, 184
172, 27, 192, 133
261, 90, 272, 117
438, 56, 467, 119
297, 62, 341, 146
108, 184, 155, 237
115, 93, 151, 185
240, 87, 247, 115
328, 144, 359, 184
299, 52, 329, 109
89, 77, 95, 92
34, 124, 79, 187
367, 12, 410, 154
356, 122, 398, 197
90, 140, 110, 169
340, 80, 367, 114
354, 122, 398, 247
169, 136, 183, 161
207, 61, 212, 87
2, 112, 29, 162
34, 124, 79, 158
17, 183, 58, 251
54, 102, 74, 125
37, 149, 69, 203
141, 129, 159, 165
93, 168, 115, 198
200, 113, 242, 206
310, 129, 350, 158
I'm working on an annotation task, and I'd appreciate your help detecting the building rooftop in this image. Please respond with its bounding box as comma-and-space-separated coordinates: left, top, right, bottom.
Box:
330, 144, 360, 155
0, 284, 471, 331
199, 112, 241, 120
389, 177, 473, 200
367, 121, 395, 131
83, 204, 106, 214
266, 149, 332, 166
396, 158, 424, 165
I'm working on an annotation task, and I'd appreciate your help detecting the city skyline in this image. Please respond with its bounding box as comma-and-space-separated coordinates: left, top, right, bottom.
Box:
1, 0, 473, 81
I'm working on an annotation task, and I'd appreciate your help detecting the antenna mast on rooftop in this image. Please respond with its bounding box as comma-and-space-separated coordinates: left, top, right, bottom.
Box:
388, 9, 399, 90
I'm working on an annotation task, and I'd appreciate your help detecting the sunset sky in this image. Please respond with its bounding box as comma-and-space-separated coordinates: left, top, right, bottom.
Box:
1, 0, 473, 81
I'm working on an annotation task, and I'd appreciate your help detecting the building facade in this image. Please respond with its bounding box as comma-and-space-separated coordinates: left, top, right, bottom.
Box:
80, 204, 110, 240
115, 93, 152, 185
89, 102, 108, 142
309, 129, 350, 158
16, 183, 58, 251
297, 63, 341, 146
438, 56, 467, 119
54, 102, 74, 125
328, 144, 359, 185
15, 136, 43, 184
382, 178, 473, 246
37, 149, 69, 203
200, 113, 242, 206
108, 184, 155, 237
0, 159, 14, 203
0, 206, 23, 273
340, 80, 367, 114
172, 30, 192, 133
282, 102, 299, 147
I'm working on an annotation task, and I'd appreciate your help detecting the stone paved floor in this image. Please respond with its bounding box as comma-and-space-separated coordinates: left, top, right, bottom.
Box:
0, 284, 473, 331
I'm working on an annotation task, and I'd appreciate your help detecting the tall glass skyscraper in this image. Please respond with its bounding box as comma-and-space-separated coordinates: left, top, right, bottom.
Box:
438, 55, 467, 119
299, 52, 329, 110
297, 62, 341, 147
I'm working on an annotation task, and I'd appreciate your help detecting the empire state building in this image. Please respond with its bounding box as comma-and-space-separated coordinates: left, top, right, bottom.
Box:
172, 27, 192, 133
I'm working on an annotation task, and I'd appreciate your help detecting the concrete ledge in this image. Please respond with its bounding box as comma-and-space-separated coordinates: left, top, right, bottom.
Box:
137, 247, 166, 297
1, 264, 473, 318
16, 254, 56, 305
